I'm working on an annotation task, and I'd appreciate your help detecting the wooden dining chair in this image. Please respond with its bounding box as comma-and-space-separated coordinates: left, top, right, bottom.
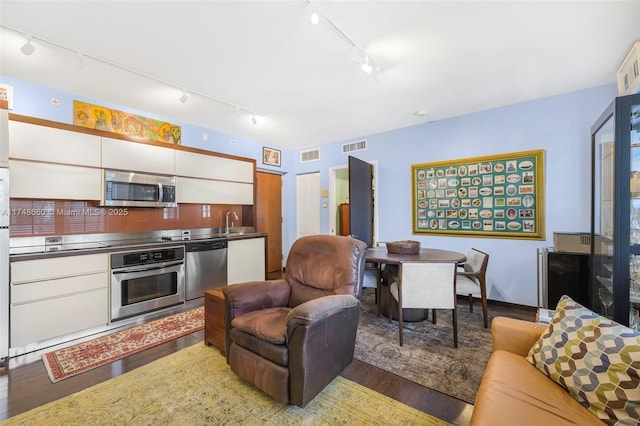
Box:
456, 248, 490, 328
387, 261, 458, 348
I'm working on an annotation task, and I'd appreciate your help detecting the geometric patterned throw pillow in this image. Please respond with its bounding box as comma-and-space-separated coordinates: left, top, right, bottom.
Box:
527, 295, 640, 425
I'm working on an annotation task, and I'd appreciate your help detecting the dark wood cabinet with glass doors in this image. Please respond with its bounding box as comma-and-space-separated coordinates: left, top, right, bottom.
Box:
591, 93, 640, 328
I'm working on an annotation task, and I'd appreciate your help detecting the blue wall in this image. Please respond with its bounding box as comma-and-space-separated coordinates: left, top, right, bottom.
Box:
291, 84, 617, 306
1, 75, 618, 306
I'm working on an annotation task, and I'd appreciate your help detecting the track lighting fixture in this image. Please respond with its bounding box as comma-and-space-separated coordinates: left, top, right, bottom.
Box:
361, 55, 373, 74
310, 9, 320, 26
20, 34, 35, 56
353, 48, 378, 77
233, 106, 259, 125
3, 25, 260, 121
306, 2, 380, 80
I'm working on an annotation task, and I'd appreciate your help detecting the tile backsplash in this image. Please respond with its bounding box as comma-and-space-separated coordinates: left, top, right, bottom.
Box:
8, 200, 244, 237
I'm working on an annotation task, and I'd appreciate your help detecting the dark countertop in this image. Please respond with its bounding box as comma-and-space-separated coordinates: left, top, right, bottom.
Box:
9, 232, 267, 260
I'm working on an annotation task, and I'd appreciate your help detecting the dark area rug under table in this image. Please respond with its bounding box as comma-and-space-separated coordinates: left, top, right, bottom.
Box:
354, 287, 495, 404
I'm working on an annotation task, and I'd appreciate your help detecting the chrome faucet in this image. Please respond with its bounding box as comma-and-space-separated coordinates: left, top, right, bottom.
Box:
225, 210, 239, 233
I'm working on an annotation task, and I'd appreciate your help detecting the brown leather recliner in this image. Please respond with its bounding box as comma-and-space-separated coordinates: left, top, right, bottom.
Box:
222, 234, 368, 407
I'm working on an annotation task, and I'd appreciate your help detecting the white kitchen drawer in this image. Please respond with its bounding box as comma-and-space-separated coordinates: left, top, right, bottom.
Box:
176, 177, 253, 204
9, 121, 102, 167
11, 272, 108, 304
11, 253, 108, 284
9, 160, 102, 201
175, 150, 253, 183
10, 287, 109, 347
102, 137, 175, 175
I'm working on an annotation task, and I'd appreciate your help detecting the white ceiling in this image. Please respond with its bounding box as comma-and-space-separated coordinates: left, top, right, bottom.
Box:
1, 1, 639, 151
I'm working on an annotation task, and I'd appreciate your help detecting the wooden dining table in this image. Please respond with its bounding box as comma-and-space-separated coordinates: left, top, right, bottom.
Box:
365, 247, 466, 321
365, 247, 466, 265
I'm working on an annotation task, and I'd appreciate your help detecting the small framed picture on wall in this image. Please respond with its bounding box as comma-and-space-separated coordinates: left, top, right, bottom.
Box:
0, 83, 14, 109
263, 147, 281, 167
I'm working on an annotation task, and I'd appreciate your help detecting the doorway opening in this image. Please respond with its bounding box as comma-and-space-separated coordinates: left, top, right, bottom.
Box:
329, 160, 378, 245
256, 171, 283, 276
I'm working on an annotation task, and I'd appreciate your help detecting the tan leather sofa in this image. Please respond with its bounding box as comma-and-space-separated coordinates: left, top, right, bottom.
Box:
470, 316, 605, 425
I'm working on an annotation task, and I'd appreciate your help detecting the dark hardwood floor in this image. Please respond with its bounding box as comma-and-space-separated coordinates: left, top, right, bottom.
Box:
0, 300, 535, 425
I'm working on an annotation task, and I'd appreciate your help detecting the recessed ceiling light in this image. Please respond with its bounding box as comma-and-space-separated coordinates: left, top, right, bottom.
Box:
414, 110, 427, 117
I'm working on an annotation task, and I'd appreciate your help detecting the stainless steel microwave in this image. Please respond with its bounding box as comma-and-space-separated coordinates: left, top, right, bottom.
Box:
102, 170, 177, 208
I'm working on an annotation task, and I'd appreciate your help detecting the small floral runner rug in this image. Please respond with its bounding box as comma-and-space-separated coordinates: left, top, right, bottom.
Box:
42, 306, 204, 383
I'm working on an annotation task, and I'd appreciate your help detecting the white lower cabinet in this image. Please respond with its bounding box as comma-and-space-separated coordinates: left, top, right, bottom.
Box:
227, 237, 266, 284
10, 253, 109, 347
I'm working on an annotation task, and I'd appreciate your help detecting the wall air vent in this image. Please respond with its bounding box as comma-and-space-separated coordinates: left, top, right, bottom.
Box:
342, 140, 367, 154
300, 149, 320, 163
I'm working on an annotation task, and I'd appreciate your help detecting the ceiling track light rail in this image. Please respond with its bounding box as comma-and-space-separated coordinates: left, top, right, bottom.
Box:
2, 24, 261, 124
305, 0, 379, 79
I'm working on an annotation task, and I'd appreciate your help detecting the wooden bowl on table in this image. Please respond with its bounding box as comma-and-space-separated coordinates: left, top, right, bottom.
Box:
386, 240, 420, 254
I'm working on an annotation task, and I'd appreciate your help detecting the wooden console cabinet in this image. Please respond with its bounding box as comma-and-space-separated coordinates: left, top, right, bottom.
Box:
204, 288, 226, 355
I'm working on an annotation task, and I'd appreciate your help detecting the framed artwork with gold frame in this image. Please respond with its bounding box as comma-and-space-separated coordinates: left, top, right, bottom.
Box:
412, 149, 545, 239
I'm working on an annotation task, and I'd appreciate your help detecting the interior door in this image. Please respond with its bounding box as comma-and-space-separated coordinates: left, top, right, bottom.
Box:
256, 171, 282, 274
349, 156, 373, 247
296, 172, 321, 238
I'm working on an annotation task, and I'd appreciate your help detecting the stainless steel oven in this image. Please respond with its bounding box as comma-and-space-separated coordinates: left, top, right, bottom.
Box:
110, 246, 185, 321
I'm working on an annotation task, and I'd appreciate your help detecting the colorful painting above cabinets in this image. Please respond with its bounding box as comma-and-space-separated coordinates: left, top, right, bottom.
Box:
412, 149, 545, 240
73, 100, 181, 145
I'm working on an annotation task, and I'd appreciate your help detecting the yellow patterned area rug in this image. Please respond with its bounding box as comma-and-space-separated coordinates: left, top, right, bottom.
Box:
4, 343, 450, 426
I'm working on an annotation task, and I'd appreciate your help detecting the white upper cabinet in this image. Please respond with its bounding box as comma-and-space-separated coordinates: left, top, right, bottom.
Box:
9, 121, 101, 167
102, 137, 175, 175
7, 119, 256, 205
176, 177, 253, 204
0, 110, 9, 167
175, 150, 253, 183
9, 160, 102, 200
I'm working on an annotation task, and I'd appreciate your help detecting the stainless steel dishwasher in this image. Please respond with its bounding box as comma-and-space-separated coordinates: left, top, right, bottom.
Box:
185, 239, 228, 300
